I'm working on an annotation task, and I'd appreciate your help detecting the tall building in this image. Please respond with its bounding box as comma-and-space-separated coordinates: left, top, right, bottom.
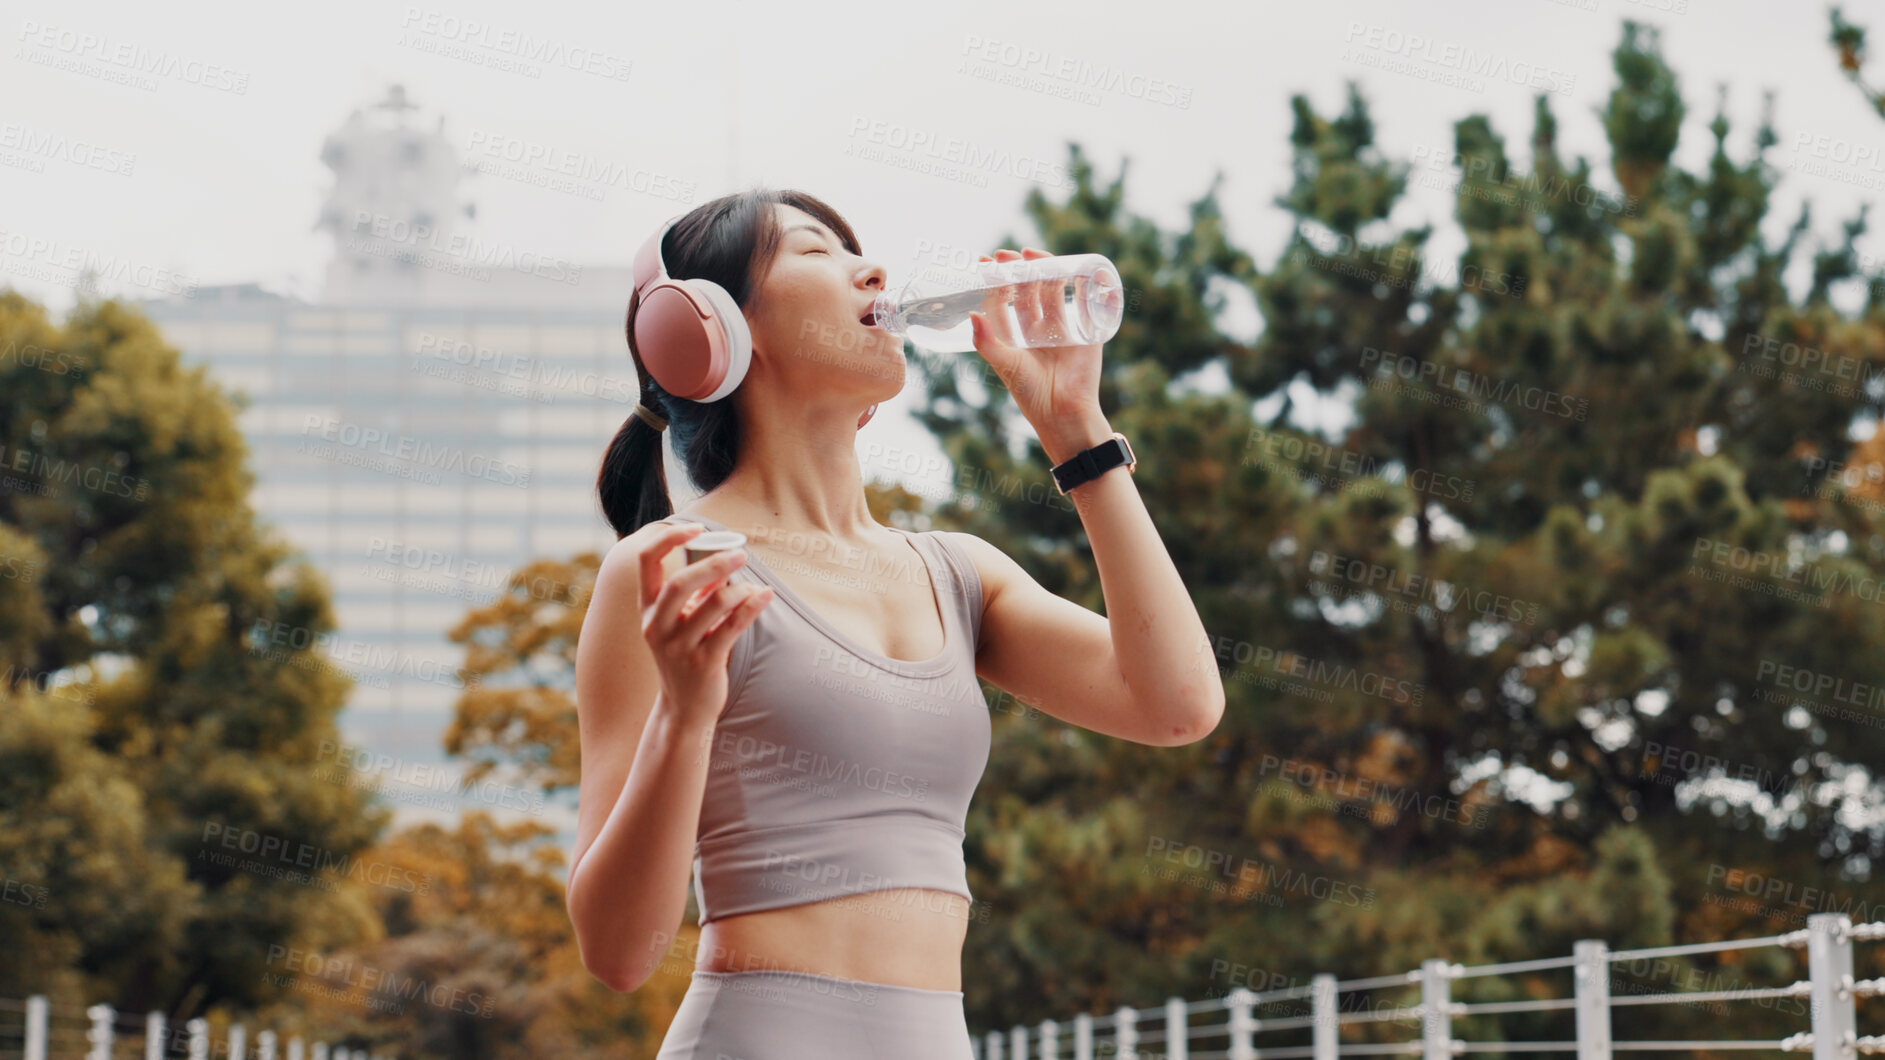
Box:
136, 84, 642, 827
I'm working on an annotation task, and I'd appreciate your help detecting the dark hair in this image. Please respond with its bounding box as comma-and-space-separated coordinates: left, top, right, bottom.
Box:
597, 187, 861, 538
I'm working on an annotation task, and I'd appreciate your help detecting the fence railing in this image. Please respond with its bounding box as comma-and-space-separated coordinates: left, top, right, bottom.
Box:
973, 912, 1885, 1059
0, 997, 391, 1060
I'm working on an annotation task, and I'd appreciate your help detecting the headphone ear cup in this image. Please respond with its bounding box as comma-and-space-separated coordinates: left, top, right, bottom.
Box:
686, 278, 751, 403
633, 281, 725, 401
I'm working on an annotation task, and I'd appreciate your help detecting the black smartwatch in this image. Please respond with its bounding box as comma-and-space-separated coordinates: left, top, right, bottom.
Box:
1050, 432, 1137, 495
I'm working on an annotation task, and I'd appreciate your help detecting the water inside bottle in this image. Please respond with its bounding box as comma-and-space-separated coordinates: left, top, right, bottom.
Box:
891, 264, 1123, 354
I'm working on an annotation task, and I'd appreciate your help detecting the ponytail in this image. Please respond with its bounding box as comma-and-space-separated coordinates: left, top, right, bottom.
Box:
596, 387, 673, 538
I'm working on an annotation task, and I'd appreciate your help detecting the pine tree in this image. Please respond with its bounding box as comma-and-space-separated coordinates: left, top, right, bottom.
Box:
1831, 6, 1885, 117
913, 22, 1885, 1041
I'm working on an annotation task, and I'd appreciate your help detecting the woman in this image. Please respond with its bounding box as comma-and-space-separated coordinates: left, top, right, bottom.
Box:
568, 188, 1224, 1058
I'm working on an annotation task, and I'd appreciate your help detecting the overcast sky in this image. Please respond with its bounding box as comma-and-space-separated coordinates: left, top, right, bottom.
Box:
5, 0, 1879, 441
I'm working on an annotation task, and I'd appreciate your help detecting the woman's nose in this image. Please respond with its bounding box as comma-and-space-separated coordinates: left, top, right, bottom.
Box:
858, 261, 886, 291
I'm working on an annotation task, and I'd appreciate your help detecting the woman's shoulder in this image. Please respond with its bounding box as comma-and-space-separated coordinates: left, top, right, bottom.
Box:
916, 528, 1021, 611
596, 517, 695, 593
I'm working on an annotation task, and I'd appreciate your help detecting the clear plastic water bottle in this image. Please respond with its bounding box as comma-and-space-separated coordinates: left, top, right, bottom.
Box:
869, 253, 1125, 354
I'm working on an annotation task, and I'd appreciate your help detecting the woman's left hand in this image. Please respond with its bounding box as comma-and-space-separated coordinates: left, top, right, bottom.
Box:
969, 247, 1115, 465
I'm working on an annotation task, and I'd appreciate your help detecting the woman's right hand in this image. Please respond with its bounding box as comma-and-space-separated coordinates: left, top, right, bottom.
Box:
638, 522, 774, 729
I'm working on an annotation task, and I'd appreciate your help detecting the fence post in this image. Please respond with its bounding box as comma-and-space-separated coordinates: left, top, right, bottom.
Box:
1116, 1005, 1138, 1060
257, 1029, 277, 1060
1421, 960, 1452, 1060
1312, 974, 1337, 1060
1073, 1011, 1093, 1060
983, 1029, 1003, 1059
187, 1017, 209, 1060
146, 1010, 165, 1060
288, 1035, 304, 1060
24, 996, 47, 1060
1574, 939, 1611, 1060
1165, 997, 1187, 1060
1010, 1025, 1027, 1060
312, 1041, 328, 1060
1227, 987, 1256, 1060
1808, 913, 1857, 1060
1040, 1018, 1059, 1060
85, 1003, 114, 1060
230, 1023, 247, 1060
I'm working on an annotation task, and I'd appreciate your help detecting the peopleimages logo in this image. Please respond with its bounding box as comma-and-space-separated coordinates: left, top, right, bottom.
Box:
958, 34, 1193, 109
1705, 864, 1885, 922
0, 442, 150, 500
394, 7, 633, 82
201, 822, 431, 895
1143, 836, 1377, 909
347, 210, 582, 285
710, 730, 933, 802
1256, 755, 1487, 827
461, 129, 695, 204
266, 945, 495, 1017
0, 120, 137, 176
316, 741, 547, 815
414, 330, 637, 404
845, 115, 1076, 190
1340, 22, 1577, 95
299, 414, 531, 487
0, 229, 197, 297
14, 20, 251, 94
1753, 659, 1885, 712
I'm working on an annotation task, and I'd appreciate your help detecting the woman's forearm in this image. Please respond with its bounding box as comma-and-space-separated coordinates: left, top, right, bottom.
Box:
1043, 412, 1226, 727
567, 697, 716, 992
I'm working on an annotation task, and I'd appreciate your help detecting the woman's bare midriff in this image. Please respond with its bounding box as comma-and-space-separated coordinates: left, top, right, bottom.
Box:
697, 886, 972, 991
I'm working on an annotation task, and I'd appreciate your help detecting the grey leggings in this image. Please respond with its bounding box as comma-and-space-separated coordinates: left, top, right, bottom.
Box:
656, 969, 974, 1059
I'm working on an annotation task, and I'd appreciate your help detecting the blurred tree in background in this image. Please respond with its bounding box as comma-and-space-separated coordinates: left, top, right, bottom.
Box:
278, 556, 690, 1059
1832, 6, 1885, 117
912, 18, 1885, 1041
251, 811, 681, 1060
0, 294, 384, 1018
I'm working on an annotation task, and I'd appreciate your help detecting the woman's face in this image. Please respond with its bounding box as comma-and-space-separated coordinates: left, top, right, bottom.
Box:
743, 203, 902, 405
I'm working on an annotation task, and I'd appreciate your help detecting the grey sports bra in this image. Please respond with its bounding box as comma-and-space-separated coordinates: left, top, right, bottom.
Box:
657, 510, 991, 924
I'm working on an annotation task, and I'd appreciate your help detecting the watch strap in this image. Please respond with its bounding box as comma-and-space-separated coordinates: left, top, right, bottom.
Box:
1051, 432, 1136, 495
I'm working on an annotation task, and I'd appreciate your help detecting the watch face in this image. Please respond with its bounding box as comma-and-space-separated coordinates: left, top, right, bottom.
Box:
1113, 433, 1135, 469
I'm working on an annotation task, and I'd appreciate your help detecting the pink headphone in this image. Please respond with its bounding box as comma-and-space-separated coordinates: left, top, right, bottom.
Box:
630, 213, 878, 428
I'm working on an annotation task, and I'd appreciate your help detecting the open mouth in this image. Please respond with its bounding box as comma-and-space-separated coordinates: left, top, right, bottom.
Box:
859, 309, 877, 327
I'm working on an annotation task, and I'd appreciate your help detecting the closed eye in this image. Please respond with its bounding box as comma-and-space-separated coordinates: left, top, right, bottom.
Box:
805, 248, 829, 255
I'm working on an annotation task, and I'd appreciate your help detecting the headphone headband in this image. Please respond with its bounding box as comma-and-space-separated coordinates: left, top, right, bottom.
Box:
632, 214, 682, 301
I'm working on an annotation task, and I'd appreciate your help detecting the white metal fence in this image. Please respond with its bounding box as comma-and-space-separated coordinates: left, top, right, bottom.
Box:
0, 998, 391, 1060
973, 912, 1885, 1059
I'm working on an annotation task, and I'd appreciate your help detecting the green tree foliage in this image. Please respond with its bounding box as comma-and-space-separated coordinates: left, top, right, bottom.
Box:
0, 291, 383, 1017
907, 21, 1885, 1041
1831, 6, 1885, 117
